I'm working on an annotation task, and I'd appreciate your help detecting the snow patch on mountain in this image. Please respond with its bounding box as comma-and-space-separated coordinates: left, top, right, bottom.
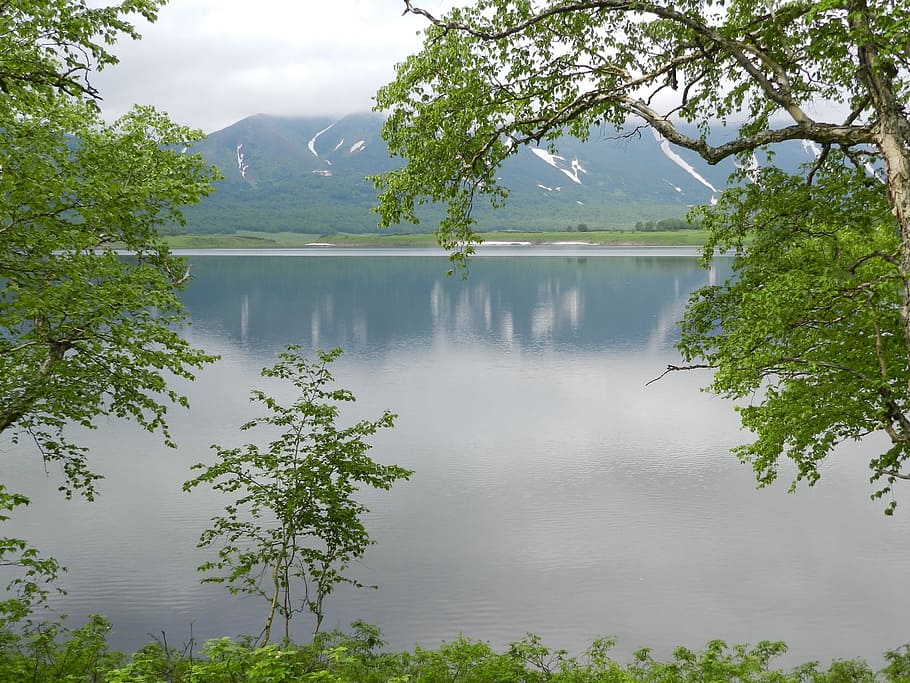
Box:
568, 158, 588, 183
308, 123, 335, 157
350, 140, 366, 153
651, 129, 719, 193
236, 144, 249, 179
739, 152, 760, 182
333, 139, 345, 152
530, 147, 561, 168
801, 139, 822, 158
529, 147, 586, 184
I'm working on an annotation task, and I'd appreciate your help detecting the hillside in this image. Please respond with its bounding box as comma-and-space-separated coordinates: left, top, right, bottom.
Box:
178, 113, 818, 235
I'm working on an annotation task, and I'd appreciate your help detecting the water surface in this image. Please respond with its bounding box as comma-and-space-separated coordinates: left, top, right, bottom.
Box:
6, 250, 909, 664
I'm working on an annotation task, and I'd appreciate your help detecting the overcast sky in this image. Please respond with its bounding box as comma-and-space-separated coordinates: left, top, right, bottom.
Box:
92, 0, 452, 134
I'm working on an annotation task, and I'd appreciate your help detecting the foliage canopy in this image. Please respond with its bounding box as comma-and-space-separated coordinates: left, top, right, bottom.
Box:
375, 0, 910, 509
0, 0, 218, 624
0, 0, 218, 497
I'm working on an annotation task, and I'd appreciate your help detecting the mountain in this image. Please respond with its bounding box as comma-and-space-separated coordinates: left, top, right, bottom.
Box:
178, 113, 819, 235
179, 113, 394, 234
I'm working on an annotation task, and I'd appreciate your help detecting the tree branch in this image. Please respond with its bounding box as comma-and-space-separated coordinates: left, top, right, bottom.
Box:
646, 363, 713, 385
621, 95, 875, 163
873, 468, 910, 481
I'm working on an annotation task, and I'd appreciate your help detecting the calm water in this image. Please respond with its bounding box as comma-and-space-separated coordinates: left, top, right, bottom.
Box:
5, 248, 910, 664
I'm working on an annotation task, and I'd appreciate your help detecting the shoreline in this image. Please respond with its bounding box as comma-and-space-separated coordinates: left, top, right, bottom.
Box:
162, 229, 708, 249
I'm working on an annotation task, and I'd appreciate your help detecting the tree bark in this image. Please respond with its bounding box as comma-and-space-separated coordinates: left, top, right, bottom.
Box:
878, 117, 910, 396
260, 562, 281, 646
849, 0, 910, 401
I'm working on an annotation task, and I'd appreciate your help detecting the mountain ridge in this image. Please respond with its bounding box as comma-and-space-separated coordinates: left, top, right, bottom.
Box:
177, 113, 816, 235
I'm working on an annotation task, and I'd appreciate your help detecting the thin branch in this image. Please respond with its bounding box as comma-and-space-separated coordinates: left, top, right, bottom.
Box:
646, 363, 713, 385
806, 143, 831, 185
873, 468, 910, 481
850, 250, 902, 273
843, 95, 872, 126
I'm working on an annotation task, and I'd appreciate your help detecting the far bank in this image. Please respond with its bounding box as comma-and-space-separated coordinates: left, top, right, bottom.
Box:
163, 229, 708, 249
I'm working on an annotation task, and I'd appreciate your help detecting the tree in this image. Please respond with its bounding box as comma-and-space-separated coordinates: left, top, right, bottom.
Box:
0, 0, 218, 623
374, 1, 910, 508
0, 0, 218, 498
0, 0, 162, 102
183, 347, 412, 645
679, 160, 906, 510
0, 99, 219, 499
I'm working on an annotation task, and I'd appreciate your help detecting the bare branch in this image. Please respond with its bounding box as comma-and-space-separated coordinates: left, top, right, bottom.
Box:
806, 144, 832, 185
850, 250, 902, 273
646, 363, 713, 386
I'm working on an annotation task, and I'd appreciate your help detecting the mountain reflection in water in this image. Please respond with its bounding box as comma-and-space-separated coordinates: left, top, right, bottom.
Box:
4, 250, 909, 666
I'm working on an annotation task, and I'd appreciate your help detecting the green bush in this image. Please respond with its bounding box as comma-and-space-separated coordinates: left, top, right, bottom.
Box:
2, 619, 908, 683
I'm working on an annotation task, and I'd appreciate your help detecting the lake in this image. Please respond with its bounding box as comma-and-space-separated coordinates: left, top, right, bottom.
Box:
5, 247, 910, 665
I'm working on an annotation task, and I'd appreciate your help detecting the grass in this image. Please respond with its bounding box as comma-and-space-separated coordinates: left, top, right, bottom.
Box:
163, 229, 708, 249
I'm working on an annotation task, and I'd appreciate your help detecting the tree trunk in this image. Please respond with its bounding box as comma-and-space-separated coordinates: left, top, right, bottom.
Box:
312, 593, 325, 638
878, 118, 910, 395
260, 562, 281, 646
850, 0, 910, 401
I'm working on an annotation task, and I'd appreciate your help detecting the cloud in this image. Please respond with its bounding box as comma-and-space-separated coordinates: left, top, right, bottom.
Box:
92, 0, 444, 133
